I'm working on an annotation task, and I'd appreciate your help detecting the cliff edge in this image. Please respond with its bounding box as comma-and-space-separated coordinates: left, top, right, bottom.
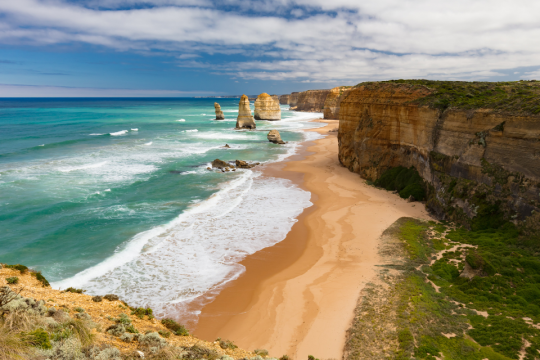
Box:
338, 80, 540, 230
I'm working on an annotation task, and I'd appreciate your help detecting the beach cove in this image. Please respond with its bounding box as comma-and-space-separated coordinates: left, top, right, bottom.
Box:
194, 119, 432, 359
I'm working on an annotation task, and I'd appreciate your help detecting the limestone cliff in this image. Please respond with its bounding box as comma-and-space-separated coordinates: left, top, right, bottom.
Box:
236, 95, 256, 129
323, 86, 352, 120
338, 81, 540, 229
279, 94, 290, 105
289, 92, 299, 110
254, 93, 281, 120
214, 102, 225, 120
295, 89, 331, 112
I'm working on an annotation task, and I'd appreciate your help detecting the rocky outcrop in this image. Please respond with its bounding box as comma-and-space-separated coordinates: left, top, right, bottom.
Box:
289, 92, 299, 110
214, 102, 225, 120
296, 89, 331, 112
271, 95, 279, 104
267, 130, 285, 144
323, 86, 352, 119
254, 93, 281, 120
236, 95, 256, 129
338, 82, 540, 229
211, 159, 230, 169
279, 94, 290, 105
236, 160, 260, 169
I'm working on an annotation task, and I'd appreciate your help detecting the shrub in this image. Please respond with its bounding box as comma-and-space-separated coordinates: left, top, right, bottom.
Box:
92, 296, 103, 302
255, 349, 269, 356
32, 272, 50, 287
120, 333, 134, 343
182, 345, 220, 360
115, 313, 131, 325
0, 327, 27, 359
161, 318, 189, 336
131, 307, 153, 319
279, 356, 290, 360
158, 330, 171, 338
139, 332, 168, 349
103, 294, 119, 301
74, 307, 85, 313
374, 166, 426, 201
106, 324, 125, 337
6, 277, 19, 284
216, 338, 237, 350
5, 264, 28, 274
125, 324, 139, 334
64, 287, 84, 294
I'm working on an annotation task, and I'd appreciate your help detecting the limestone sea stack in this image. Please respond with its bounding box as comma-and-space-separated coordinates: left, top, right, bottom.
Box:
214, 102, 225, 120
267, 130, 285, 144
236, 94, 256, 129
254, 93, 281, 120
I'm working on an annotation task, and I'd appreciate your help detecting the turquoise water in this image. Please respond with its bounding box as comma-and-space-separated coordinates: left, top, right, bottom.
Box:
0, 98, 323, 320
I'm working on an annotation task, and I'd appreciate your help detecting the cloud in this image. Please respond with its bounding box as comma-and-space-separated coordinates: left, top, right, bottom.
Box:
0, 83, 217, 97
0, 0, 539, 83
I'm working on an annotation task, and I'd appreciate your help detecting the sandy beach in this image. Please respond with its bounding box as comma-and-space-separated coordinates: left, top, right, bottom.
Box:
194, 119, 432, 359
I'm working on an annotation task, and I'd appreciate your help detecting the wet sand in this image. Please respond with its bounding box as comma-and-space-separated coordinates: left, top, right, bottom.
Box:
194, 120, 432, 359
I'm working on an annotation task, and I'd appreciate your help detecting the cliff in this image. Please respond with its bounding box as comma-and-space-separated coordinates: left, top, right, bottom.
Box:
254, 93, 281, 120
295, 89, 331, 112
323, 86, 352, 119
289, 92, 299, 109
279, 94, 290, 105
338, 81, 540, 230
236, 95, 256, 129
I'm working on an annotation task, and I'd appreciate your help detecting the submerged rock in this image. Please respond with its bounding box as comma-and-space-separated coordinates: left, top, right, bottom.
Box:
254, 93, 281, 120
236, 95, 256, 129
214, 102, 225, 120
212, 159, 230, 169
224, 144, 230, 148
267, 130, 285, 144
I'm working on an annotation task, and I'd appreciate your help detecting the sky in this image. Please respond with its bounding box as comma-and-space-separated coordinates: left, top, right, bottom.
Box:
0, 0, 539, 97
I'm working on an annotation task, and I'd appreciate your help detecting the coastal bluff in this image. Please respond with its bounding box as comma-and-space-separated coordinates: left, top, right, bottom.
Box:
337, 80, 540, 230
236, 94, 256, 129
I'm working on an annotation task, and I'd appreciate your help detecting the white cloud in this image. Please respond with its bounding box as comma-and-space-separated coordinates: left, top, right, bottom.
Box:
0, 0, 539, 82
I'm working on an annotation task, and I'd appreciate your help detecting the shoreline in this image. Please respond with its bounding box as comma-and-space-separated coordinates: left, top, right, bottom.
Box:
194, 120, 432, 359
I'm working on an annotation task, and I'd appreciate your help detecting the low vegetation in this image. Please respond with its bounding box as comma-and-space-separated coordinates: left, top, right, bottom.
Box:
345, 217, 540, 360
374, 166, 426, 201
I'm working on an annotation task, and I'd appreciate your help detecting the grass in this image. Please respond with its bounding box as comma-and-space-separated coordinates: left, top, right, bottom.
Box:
64, 287, 84, 294
6, 277, 19, 284
216, 338, 238, 350
161, 318, 189, 336
356, 80, 540, 115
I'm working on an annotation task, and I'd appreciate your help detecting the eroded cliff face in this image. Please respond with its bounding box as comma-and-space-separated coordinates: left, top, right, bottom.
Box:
236, 95, 256, 129
289, 92, 299, 109
254, 93, 281, 120
323, 86, 352, 120
279, 94, 290, 105
295, 89, 331, 112
338, 82, 540, 229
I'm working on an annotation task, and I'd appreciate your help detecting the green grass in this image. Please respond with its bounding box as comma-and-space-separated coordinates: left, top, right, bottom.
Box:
357, 80, 540, 115
161, 319, 189, 336
5, 277, 18, 284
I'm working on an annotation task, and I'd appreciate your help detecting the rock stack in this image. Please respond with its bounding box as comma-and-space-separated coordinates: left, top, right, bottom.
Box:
254, 93, 281, 121
267, 130, 285, 144
214, 102, 225, 120
236, 95, 256, 129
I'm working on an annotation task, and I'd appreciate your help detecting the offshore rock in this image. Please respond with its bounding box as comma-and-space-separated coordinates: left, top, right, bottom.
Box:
289, 92, 299, 110
279, 94, 290, 105
214, 102, 225, 120
254, 93, 281, 120
338, 82, 540, 229
211, 159, 230, 169
236, 160, 259, 169
236, 95, 256, 129
267, 130, 285, 144
296, 89, 331, 112
324, 86, 352, 119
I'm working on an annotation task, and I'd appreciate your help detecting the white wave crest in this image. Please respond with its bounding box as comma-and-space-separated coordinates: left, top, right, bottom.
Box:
110, 130, 128, 136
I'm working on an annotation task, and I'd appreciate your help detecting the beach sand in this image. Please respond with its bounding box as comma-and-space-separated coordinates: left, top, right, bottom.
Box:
194, 120, 432, 359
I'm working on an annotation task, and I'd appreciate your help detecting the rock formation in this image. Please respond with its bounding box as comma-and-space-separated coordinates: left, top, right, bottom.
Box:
271, 94, 280, 104
254, 93, 281, 120
267, 130, 285, 144
323, 86, 352, 119
338, 81, 540, 230
236, 160, 260, 169
289, 92, 299, 110
211, 159, 230, 169
236, 95, 256, 129
214, 102, 224, 120
279, 94, 290, 105
295, 89, 331, 112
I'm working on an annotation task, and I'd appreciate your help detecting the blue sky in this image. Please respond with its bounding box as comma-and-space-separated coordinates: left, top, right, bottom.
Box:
0, 0, 539, 96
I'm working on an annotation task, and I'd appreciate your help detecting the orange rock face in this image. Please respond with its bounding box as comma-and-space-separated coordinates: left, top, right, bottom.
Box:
254, 93, 281, 120
288, 92, 299, 109
295, 89, 331, 112
279, 94, 290, 105
338, 82, 540, 227
236, 94, 256, 129
323, 86, 352, 120
214, 102, 225, 120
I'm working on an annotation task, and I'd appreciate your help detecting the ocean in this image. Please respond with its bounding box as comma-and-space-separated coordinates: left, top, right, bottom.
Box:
0, 97, 323, 322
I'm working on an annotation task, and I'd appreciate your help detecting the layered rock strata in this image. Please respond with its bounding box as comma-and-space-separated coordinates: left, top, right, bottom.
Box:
214, 102, 225, 120
279, 94, 290, 105
267, 130, 285, 144
295, 89, 331, 112
338, 82, 540, 229
323, 86, 352, 119
289, 92, 299, 110
236, 95, 256, 129
254, 93, 281, 120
